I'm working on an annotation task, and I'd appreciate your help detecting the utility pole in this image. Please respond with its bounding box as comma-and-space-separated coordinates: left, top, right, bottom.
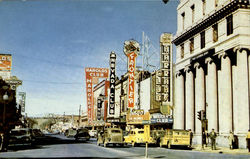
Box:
78, 105, 81, 128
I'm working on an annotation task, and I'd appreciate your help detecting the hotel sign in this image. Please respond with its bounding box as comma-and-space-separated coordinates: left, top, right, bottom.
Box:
156, 33, 172, 104
109, 51, 116, 115
85, 67, 109, 124
123, 40, 140, 108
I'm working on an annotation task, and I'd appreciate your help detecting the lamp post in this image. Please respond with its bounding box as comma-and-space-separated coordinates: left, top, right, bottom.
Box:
3, 92, 8, 127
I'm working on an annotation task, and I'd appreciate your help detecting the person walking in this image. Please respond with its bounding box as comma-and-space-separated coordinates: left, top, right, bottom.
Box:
228, 131, 234, 149
209, 129, 217, 150
189, 129, 193, 147
246, 129, 250, 152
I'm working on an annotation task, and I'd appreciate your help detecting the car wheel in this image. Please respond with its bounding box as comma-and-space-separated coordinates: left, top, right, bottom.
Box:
167, 142, 171, 149
160, 142, 163, 148
132, 141, 136, 147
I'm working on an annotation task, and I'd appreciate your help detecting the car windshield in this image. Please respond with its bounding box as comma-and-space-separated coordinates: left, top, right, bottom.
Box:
11, 130, 28, 136
111, 130, 121, 133
138, 131, 144, 134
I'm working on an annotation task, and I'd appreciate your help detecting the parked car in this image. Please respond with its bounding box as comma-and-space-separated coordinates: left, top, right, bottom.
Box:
97, 128, 124, 147
9, 128, 35, 146
124, 128, 155, 147
74, 128, 90, 141
160, 129, 191, 148
31, 129, 46, 143
65, 128, 77, 138
89, 130, 97, 138
151, 130, 165, 146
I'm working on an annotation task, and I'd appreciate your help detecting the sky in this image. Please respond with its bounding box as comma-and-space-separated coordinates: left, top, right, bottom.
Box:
0, 0, 178, 117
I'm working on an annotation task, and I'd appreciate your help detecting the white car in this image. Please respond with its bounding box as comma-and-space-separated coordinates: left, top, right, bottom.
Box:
89, 130, 97, 138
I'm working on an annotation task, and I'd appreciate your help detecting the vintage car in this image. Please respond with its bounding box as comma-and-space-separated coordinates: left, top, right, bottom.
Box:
89, 130, 97, 138
97, 128, 124, 147
150, 129, 165, 146
65, 128, 77, 138
74, 128, 90, 141
9, 128, 35, 146
160, 129, 191, 148
124, 128, 155, 147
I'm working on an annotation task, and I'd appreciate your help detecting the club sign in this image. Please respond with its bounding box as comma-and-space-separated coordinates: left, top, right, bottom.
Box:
109, 51, 116, 115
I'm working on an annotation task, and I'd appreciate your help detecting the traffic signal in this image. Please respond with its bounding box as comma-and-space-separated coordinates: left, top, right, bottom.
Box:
202, 110, 206, 120
197, 111, 201, 120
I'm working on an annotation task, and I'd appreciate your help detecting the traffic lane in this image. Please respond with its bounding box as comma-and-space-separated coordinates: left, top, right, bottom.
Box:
0, 142, 139, 158
92, 140, 250, 159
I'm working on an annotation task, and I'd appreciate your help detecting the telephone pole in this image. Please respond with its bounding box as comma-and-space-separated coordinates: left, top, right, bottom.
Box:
78, 105, 81, 128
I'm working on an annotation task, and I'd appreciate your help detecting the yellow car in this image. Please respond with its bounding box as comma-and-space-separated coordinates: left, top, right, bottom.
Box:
160, 129, 191, 148
124, 128, 155, 147
97, 128, 124, 147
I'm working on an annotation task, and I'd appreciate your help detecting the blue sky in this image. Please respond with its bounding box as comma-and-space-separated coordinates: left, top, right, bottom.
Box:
0, 0, 178, 117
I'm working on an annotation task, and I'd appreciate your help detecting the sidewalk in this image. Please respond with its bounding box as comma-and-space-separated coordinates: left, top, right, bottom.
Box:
192, 145, 250, 155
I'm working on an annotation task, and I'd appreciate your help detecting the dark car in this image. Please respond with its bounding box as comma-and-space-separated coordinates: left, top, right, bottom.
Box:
74, 128, 90, 141
31, 129, 45, 143
9, 128, 35, 146
65, 128, 77, 138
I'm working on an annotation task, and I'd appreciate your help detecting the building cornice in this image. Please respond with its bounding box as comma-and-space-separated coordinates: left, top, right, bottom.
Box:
173, 0, 250, 46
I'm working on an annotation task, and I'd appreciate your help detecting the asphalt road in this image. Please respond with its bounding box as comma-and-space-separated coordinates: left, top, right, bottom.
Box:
0, 134, 249, 159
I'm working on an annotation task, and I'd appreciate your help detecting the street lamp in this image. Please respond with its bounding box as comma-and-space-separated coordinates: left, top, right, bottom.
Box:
3, 92, 9, 125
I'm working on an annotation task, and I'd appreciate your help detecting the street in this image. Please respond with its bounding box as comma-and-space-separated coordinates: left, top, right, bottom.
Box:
0, 134, 249, 159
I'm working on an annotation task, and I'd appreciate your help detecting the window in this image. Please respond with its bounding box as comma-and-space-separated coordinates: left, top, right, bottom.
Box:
181, 12, 185, 30
200, 31, 205, 49
190, 38, 194, 53
202, 0, 206, 15
180, 44, 184, 58
213, 24, 218, 42
191, 5, 195, 24
227, 15, 233, 36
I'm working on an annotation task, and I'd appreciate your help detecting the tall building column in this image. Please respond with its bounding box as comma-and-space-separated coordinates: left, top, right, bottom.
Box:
194, 62, 205, 135
184, 65, 194, 131
174, 71, 185, 129
205, 57, 218, 132
218, 52, 233, 135
233, 48, 250, 134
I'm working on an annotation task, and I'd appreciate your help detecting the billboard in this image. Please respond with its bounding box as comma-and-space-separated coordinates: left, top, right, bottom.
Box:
85, 67, 109, 124
0, 54, 12, 79
109, 51, 116, 115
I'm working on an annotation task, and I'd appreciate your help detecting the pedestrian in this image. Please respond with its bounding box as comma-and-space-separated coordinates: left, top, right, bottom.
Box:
209, 128, 217, 150
205, 130, 209, 146
228, 131, 234, 149
202, 131, 206, 149
0, 132, 3, 152
246, 129, 250, 152
189, 129, 193, 147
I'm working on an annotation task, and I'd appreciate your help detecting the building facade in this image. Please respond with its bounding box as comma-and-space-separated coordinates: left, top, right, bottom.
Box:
173, 0, 250, 148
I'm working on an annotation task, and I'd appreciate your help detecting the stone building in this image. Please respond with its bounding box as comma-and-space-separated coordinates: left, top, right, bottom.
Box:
172, 0, 250, 148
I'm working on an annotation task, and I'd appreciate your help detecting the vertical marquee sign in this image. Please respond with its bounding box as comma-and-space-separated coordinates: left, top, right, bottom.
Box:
157, 33, 173, 105
85, 68, 109, 124
0, 54, 12, 80
97, 98, 103, 120
109, 51, 116, 115
123, 40, 140, 108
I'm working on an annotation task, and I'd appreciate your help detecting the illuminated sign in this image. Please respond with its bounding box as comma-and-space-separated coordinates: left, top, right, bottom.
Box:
109, 51, 116, 115
123, 40, 140, 109
85, 67, 109, 124
150, 113, 173, 124
156, 33, 172, 103
97, 98, 103, 121
0, 54, 12, 79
